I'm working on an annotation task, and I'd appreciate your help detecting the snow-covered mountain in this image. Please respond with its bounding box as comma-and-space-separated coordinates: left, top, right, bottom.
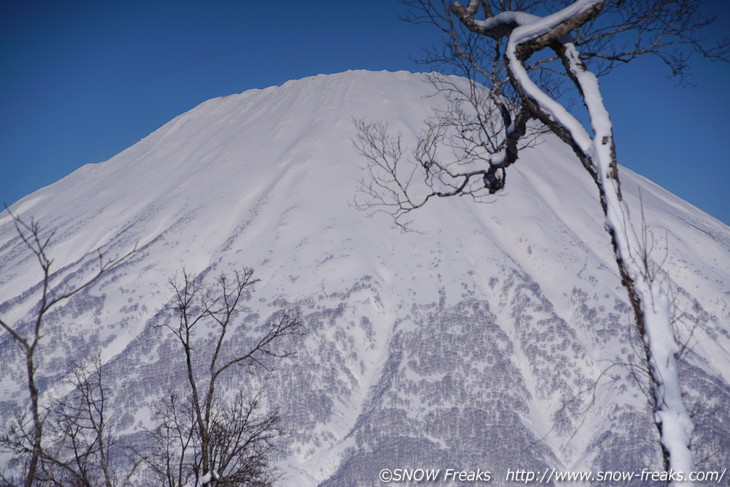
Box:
1, 70, 728, 486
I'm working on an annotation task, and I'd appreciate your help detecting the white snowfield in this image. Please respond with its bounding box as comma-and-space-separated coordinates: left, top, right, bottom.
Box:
0, 70, 728, 486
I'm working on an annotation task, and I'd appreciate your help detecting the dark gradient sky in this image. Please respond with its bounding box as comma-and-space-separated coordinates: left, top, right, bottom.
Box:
1, 0, 728, 224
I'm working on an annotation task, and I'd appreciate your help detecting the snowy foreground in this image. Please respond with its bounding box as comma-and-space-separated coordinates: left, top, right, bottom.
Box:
1, 70, 728, 486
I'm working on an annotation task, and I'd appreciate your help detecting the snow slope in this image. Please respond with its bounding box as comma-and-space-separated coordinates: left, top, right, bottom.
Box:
1, 70, 728, 486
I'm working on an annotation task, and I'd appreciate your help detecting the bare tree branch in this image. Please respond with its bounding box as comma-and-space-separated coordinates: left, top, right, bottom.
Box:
153, 267, 302, 486
0, 209, 139, 486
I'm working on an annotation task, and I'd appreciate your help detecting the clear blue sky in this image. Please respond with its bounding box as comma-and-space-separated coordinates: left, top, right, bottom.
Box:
1, 1, 728, 224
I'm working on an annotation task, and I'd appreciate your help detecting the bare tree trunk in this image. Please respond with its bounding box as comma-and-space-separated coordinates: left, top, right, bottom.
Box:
24, 350, 41, 487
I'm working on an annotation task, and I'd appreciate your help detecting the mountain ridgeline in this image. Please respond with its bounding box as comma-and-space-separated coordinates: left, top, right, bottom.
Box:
1, 70, 728, 486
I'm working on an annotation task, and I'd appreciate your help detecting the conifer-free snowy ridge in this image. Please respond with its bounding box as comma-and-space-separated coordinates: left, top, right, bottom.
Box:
1, 70, 728, 486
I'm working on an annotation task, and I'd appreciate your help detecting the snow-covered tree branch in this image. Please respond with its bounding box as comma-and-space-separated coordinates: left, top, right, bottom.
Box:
357, 0, 727, 479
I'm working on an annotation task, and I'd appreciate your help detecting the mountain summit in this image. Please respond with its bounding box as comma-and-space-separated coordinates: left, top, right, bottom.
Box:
1, 70, 728, 485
